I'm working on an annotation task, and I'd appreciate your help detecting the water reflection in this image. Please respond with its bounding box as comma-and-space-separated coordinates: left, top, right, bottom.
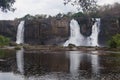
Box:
69, 51, 81, 74
0, 50, 120, 80
0, 72, 24, 80
16, 48, 24, 74
68, 51, 100, 75
91, 51, 99, 74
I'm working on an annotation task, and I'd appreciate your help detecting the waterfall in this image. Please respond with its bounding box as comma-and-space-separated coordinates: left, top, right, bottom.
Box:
16, 21, 25, 44
64, 18, 101, 47
64, 19, 84, 46
89, 18, 101, 46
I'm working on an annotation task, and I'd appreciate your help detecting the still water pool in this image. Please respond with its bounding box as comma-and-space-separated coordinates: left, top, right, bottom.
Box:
0, 49, 120, 80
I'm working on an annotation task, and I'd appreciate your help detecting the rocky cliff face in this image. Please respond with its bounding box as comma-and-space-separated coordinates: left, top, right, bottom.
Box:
76, 17, 93, 36
0, 20, 19, 41
24, 17, 70, 45
99, 17, 120, 45
0, 17, 120, 45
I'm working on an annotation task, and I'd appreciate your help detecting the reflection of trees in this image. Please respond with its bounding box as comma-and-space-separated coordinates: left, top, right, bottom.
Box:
24, 51, 69, 76
100, 53, 120, 73
0, 50, 17, 72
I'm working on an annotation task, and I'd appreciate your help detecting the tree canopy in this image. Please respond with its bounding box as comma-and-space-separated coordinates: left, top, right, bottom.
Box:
64, 0, 98, 14
0, 0, 15, 12
98, 3, 120, 18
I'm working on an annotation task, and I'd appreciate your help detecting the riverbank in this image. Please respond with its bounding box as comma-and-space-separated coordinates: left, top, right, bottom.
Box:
22, 44, 120, 52
1, 44, 120, 52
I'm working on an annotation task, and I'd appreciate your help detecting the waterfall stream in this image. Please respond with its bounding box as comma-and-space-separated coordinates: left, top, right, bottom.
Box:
64, 18, 100, 47
64, 19, 84, 46
89, 18, 101, 46
16, 21, 25, 44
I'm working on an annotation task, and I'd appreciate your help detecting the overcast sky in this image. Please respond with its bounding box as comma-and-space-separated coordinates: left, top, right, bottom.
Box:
0, 0, 120, 20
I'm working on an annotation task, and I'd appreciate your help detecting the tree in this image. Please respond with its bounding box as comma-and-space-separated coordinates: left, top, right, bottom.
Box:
0, 0, 15, 12
22, 14, 34, 20
108, 34, 120, 48
72, 12, 85, 18
98, 3, 120, 18
0, 35, 10, 46
64, 0, 98, 14
56, 13, 63, 18
35, 14, 47, 19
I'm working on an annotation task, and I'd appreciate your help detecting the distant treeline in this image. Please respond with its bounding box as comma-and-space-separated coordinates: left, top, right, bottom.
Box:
72, 2, 120, 18
15, 2, 120, 20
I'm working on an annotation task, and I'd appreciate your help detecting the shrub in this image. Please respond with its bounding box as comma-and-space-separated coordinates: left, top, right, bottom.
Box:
108, 34, 120, 48
0, 35, 10, 46
108, 39, 117, 48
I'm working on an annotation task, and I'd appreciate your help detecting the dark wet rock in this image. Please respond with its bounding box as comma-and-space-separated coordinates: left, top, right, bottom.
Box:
24, 17, 70, 45
68, 44, 76, 48
76, 17, 93, 37
0, 20, 20, 41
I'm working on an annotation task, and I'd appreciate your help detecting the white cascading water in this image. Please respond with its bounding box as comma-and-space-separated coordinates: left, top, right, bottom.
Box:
64, 19, 84, 46
64, 18, 101, 47
16, 21, 25, 44
89, 18, 101, 46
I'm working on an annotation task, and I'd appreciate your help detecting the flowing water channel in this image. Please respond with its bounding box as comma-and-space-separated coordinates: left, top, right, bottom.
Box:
0, 49, 120, 80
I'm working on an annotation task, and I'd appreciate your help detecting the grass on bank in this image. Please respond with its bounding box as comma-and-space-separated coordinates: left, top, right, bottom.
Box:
0, 35, 10, 47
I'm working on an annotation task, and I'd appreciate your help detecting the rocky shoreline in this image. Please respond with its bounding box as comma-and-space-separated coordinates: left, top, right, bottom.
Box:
0, 44, 120, 53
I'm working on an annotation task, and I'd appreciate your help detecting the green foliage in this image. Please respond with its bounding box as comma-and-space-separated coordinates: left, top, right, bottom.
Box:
108, 39, 117, 48
108, 34, 120, 48
22, 14, 34, 20
21, 14, 48, 20
112, 34, 120, 46
0, 35, 10, 46
35, 14, 47, 19
72, 12, 86, 18
0, 0, 15, 12
55, 13, 63, 18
